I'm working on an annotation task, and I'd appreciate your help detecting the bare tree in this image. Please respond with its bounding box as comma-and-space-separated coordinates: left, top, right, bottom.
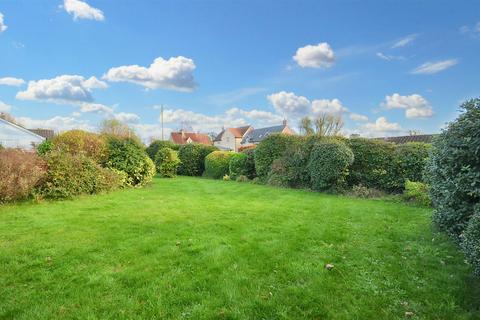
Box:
299, 116, 314, 135
301, 113, 344, 137
99, 118, 138, 140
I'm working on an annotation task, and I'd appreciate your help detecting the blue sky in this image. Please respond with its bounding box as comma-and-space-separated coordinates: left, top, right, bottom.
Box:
0, 0, 479, 141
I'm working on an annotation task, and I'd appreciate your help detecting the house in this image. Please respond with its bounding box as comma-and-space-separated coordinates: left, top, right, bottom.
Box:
240, 120, 295, 148
374, 134, 437, 144
170, 129, 212, 145
0, 117, 46, 150
213, 125, 252, 152
28, 128, 55, 140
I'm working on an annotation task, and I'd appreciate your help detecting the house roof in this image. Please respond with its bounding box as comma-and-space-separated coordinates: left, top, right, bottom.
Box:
241, 124, 287, 144
213, 125, 251, 142
374, 134, 437, 144
0, 117, 46, 141
28, 129, 55, 139
170, 131, 211, 145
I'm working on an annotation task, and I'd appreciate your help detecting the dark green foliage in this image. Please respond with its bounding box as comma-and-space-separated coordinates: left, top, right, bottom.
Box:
146, 140, 179, 160
346, 138, 397, 191
155, 147, 181, 178
229, 150, 256, 180
254, 134, 299, 179
425, 99, 480, 275
308, 139, 354, 191
177, 144, 217, 176
204, 151, 234, 179
38, 151, 121, 199
425, 99, 480, 240
395, 142, 431, 183
267, 146, 310, 189
403, 180, 431, 207
462, 209, 480, 275
36, 140, 53, 156
105, 137, 155, 187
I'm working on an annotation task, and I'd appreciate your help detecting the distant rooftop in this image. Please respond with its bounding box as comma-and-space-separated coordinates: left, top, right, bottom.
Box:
374, 134, 437, 144
241, 124, 287, 144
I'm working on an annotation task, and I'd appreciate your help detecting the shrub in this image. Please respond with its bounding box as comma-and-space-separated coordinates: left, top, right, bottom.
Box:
266, 158, 290, 187
39, 151, 107, 199
177, 144, 217, 176
347, 138, 397, 191
146, 140, 179, 160
0, 149, 46, 202
425, 99, 480, 241
403, 180, 431, 207
223, 174, 231, 181
395, 142, 431, 184
51, 130, 108, 163
251, 177, 262, 184
254, 134, 299, 179
308, 139, 354, 191
204, 151, 235, 179
347, 184, 384, 199
155, 147, 181, 178
37, 140, 53, 156
236, 175, 249, 182
462, 209, 480, 275
105, 137, 155, 187
229, 150, 256, 180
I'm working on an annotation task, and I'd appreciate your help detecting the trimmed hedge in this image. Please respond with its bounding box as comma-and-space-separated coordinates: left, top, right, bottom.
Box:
146, 140, 179, 160
403, 180, 431, 207
395, 142, 431, 183
229, 149, 256, 180
105, 137, 155, 187
51, 130, 107, 163
39, 151, 122, 199
346, 138, 397, 191
308, 139, 354, 191
425, 98, 480, 275
267, 146, 310, 188
204, 151, 235, 179
155, 147, 181, 178
462, 210, 480, 276
254, 134, 299, 179
177, 144, 217, 176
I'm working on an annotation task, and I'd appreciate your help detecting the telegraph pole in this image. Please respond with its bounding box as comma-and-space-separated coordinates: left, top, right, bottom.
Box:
161, 105, 164, 141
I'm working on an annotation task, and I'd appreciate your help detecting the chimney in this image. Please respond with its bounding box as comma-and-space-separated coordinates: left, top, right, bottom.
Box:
282, 119, 287, 126
181, 128, 185, 139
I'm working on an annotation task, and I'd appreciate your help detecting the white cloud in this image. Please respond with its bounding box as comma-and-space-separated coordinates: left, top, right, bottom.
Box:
0, 12, 7, 32
0, 100, 12, 112
411, 59, 458, 74
63, 0, 104, 21
349, 113, 368, 122
79, 102, 113, 114
0, 77, 26, 86
267, 91, 310, 116
376, 52, 405, 61
361, 117, 403, 137
391, 34, 418, 48
114, 112, 140, 123
311, 99, 347, 115
459, 22, 480, 38
103, 56, 196, 91
293, 42, 335, 68
382, 93, 434, 119
16, 75, 107, 104
16, 115, 92, 132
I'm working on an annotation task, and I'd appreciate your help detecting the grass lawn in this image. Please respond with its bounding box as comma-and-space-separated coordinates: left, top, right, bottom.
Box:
1, 177, 479, 319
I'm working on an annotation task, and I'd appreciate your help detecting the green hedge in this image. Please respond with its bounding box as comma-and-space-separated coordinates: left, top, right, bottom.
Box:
403, 180, 431, 207
425, 98, 480, 275
155, 147, 181, 178
395, 142, 431, 183
254, 134, 299, 179
229, 150, 256, 180
346, 138, 397, 191
38, 151, 122, 199
177, 144, 217, 176
204, 151, 235, 179
308, 139, 354, 191
146, 140, 179, 160
105, 137, 155, 187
